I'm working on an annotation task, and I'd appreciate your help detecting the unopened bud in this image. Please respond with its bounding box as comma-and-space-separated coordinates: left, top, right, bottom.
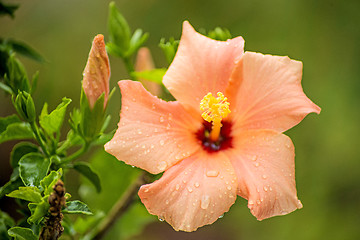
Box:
82, 34, 110, 109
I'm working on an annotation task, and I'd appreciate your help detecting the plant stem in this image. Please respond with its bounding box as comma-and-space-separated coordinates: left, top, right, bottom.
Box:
91, 172, 147, 240
123, 57, 138, 81
60, 143, 89, 164
30, 122, 50, 157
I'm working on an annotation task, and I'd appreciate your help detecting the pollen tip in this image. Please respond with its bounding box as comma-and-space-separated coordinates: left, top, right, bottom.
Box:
199, 92, 230, 123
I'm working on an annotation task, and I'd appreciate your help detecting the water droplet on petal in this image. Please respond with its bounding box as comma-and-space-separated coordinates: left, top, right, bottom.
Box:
137, 129, 142, 134
227, 186, 232, 190
262, 174, 267, 179
194, 182, 200, 188
160, 140, 165, 146
187, 186, 193, 193
143, 188, 149, 193
175, 184, 180, 190
218, 214, 224, 219
158, 216, 164, 222
200, 195, 210, 209
157, 161, 167, 171
263, 186, 268, 192
206, 170, 219, 177
251, 155, 257, 161
159, 116, 164, 123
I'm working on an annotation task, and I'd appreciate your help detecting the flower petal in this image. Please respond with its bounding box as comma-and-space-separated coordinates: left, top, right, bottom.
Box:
226, 129, 302, 220
82, 34, 110, 108
227, 52, 321, 132
105, 80, 202, 174
163, 21, 244, 113
139, 151, 238, 232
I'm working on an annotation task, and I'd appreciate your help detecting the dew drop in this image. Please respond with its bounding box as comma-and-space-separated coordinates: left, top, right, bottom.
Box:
165, 200, 169, 205
256, 200, 261, 204
158, 217, 164, 222
175, 184, 180, 190
159, 116, 165, 123
194, 182, 200, 188
269, 186, 273, 191
137, 129, 142, 134
254, 162, 260, 167
263, 186, 268, 192
227, 186, 232, 190
154, 128, 158, 133
200, 195, 210, 209
157, 161, 167, 171
218, 214, 224, 219
251, 155, 257, 161
248, 200, 254, 205
143, 188, 149, 193
206, 170, 219, 177
151, 104, 156, 110
262, 174, 267, 179
187, 186, 193, 193
160, 140, 165, 146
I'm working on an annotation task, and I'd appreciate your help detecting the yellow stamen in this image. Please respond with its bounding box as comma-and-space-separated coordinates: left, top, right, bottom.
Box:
200, 92, 230, 141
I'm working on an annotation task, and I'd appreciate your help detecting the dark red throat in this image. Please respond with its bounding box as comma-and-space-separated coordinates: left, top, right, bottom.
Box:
196, 120, 233, 153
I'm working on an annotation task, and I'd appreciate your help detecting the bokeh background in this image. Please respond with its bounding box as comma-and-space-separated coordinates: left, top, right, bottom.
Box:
1, 0, 360, 239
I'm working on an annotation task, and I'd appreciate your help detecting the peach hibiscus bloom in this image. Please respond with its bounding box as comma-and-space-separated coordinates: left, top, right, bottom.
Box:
105, 21, 320, 232
82, 34, 110, 108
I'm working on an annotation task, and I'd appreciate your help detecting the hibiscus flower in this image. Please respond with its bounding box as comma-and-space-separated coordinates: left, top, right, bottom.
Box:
105, 21, 320, 232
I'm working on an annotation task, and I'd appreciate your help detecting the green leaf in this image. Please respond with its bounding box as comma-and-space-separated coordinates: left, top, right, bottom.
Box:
73, 163, 101, 193
7, 40, 45, 63
127, 29, 149, 57
80, 90, 106, 141
6, 186, 42, 203
0, 81, 13, 94
108, 1, 131, 55
0, 115, 20, 133
0, 210, 15, 240
73, 211, 105, 235
159, 38, 179, 64
7, 227, 37, 240
19, 153, 50, 187
10, 142, 39, 168
132, 68, 167, 84
39, 169, 63, 195
63, 200, 93, 215
0, 177, 23, 200
0, 2, 19, 18
0, 122, 34, 144
78, 149, 141, 213
27, 200, 49, 224
207, 27, 232, 41
6, 55, 30, 93
39, 97, 72, 135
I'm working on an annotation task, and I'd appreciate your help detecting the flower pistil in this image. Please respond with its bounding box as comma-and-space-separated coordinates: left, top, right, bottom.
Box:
200, 92, 230, 142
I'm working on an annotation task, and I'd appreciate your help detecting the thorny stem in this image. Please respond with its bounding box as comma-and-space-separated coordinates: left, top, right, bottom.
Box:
91, 172, 148, 240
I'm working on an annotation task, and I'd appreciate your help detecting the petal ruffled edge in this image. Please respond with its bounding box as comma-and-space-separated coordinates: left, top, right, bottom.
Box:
139, 151, 238, 232
227, 52, 320, 133
226, 129, 302, 220
163, 21, 244, 114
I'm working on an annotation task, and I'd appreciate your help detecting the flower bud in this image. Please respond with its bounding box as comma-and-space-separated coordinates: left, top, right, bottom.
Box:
82, 34, 110, 109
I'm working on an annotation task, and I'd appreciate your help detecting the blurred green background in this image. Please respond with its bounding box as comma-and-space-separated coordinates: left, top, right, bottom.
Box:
1, 0, 360, 239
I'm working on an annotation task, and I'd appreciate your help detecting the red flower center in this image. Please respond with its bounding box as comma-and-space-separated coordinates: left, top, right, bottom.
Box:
196, 120, 233, 153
